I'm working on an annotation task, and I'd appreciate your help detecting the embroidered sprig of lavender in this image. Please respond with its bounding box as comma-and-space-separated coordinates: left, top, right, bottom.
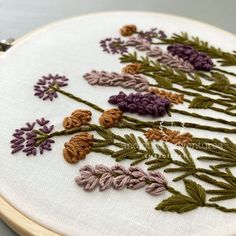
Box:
167, 43, 214, 71
83, 70, 149, 92
108, 91, 236, 127
108, 91, 170, 117
159, 31, 236, 67
34, 74, 69, 101
75, 164, 167, 195
100, 38, 128, 54
10, 118, 55, 155
147, 46, 194, 72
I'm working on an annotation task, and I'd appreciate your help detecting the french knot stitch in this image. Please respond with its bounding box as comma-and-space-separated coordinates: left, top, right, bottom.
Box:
99, 108, 123, 128
144, 128, 193, 146
63, 132, 93, 164
63, 109, 92, 129
148, 87, 184, 104
120, 24, 137, 36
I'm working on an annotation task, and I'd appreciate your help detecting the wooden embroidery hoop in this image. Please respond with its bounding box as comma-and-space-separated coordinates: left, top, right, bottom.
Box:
1, 11, 236, 236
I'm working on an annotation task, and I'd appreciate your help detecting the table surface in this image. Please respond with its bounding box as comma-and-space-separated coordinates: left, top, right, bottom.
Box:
0, 0, 235, 235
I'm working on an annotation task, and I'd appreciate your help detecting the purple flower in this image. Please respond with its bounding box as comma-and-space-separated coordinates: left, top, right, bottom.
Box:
137, 28, 158, 42
108, 91, 170, 117
167, 44, 214, 71
10, 118, 55, 156
126, 36, 151, 51
100, 38, 128, 54
34, 74, 69, 101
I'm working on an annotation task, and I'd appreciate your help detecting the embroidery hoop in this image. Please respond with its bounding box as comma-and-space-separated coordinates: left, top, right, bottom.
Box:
1, 11, 236, 236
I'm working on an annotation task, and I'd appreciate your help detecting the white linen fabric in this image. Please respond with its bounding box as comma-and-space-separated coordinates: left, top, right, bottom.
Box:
0, 12, 236, 236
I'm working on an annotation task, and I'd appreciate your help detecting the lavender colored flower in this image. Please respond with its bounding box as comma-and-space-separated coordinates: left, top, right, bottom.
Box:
108, 91, 170, 117
100, 37, 128, 54
137, 28, 167, 42
167, 44, 214, 71
10, 118, 55, 156
83, 70, 149, 92
34, 74, 69, 101
75, 164, 167, 196
126, 36, 151, 51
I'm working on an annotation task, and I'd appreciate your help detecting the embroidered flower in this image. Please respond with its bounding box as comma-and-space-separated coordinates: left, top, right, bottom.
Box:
148, 87, 184, 104
100, 38, 128, 54
120, 24, 137, 36
63, 109, 92, 129
75, 164, 167, 195
144, 128, 193, 145
63, 132, 93, 164
83, 70, 149, 92
167, 44, 214, 71
122, 63, 142, 74
126, 36, 151, 51
99, 108, 123, 128
34, 74, 69, 101
137, 28, 167, 42
108, 91, 170, 117
10, 118, 55, 156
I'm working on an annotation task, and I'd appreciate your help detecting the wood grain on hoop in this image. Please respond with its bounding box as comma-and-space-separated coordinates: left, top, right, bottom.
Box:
0, 196, 60, 236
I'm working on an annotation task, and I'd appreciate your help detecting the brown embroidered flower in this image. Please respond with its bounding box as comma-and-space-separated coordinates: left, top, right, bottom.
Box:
144, 128, 192, 146
63, 109, 92, 129
122, 63, 142, 75
120, 24, 137, 36
63, 132, 93, 164
148, 87, 184, 104
99, 109, 123, 128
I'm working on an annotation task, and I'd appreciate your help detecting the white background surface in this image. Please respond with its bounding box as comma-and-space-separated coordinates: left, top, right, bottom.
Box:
0, 1, 236, 235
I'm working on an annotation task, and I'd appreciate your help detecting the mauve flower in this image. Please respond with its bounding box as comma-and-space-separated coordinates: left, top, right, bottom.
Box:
145, 184, 166, 196
34, 74, 69, 101
108, 91, 170, 117
167, 44, 214, 71
10, 118, 55, 156
126, 36, 151, 51
127, 179, 146, 190
100, 38, 128, 54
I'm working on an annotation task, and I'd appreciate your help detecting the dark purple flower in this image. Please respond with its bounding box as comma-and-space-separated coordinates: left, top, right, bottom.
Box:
167, 44, 214, 71
108, 91, 170, 117
10, 118, 55, 156
100, 38, 128, 54
34, 74, 69, 101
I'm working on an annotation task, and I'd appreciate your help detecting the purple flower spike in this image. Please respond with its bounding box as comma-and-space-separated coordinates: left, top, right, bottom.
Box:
108, 91, 170, 118
167, 44, 214, 71
137, 28, 167, 42
10, 118, 55, 156
100, 38, 128, 54
34, 74, 69, 101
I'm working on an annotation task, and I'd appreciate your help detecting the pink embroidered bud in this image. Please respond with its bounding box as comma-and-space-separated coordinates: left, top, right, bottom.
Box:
99, 173, 113, 191
145, 184, 166, 196
113, 175, 130, 190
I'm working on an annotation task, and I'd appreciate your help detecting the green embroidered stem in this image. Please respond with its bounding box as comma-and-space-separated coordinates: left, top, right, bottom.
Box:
205, 203, 236, 212
170, 108, 236, 127
158, 32, 236, 66
123, 115, 236, 133
183, 98, 236, 116
54, 87, 104, 112
212, 68, 236, 78
149, 83, 235, 108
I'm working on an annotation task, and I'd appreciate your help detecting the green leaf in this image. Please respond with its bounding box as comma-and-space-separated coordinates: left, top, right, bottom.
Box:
154, 76, 173, 89
208, 72, 230, 91
189, 96, 214, 109
155, 194, 199, 213
184, 179, 206, 205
